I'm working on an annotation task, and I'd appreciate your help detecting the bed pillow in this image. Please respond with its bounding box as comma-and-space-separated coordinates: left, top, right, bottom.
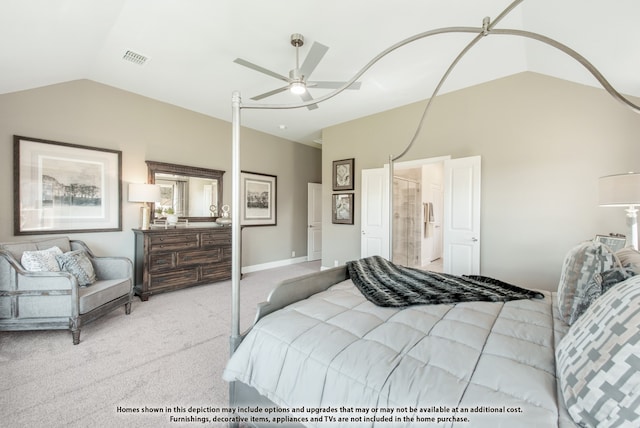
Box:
566, 267, 636, 325
20, 246, 63, 272
56, 250, 96, 287
616, 247, 640, 274
556, 275, 640, 427
557, 241, 614, 324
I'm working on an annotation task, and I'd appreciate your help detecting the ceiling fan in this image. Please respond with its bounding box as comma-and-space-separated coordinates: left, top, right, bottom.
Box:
233, 33, 361, 110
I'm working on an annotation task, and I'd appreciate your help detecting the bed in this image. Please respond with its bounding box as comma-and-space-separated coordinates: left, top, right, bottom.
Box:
223, 249, 640, 428
222, 3, 640, 425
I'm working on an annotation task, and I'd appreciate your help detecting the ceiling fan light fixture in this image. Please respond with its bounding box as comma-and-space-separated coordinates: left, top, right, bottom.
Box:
290, 81, 306, 95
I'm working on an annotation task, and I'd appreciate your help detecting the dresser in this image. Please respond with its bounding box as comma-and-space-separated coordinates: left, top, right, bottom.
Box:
133, 225, 232, 300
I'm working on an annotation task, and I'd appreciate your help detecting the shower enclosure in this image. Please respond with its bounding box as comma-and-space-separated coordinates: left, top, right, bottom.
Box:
392, 176, 421, 268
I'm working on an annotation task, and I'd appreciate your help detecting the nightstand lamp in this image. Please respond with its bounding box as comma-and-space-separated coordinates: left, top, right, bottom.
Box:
128, 183, 161, 230
599, 172, 640, 250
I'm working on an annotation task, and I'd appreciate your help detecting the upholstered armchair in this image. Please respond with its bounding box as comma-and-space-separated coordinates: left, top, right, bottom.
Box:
0, 236, 133, 344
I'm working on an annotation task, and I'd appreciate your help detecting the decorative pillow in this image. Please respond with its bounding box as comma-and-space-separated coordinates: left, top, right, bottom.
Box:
616, 247, 640, 274
557, 241, 614, 324
56, 250, 96, 286
20, 246, 63, 272
556, 275, 640, 427
567, 267, 636, 325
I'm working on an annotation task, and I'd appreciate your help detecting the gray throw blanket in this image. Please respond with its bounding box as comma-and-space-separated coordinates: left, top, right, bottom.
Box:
346, 256, 544, 307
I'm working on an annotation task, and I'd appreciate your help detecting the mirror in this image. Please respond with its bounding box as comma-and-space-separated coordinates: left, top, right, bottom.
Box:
146, 161, 224, 222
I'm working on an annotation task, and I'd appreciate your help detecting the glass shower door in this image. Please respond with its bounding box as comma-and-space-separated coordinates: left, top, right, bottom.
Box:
392, 177, 421, 267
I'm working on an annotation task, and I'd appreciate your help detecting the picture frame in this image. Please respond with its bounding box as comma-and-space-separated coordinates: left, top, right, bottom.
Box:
332, 158, 355, 191
594, 234, 627, 252
14, 135, 122, 235
240, 171, 277, 226
332, 193, 354, 224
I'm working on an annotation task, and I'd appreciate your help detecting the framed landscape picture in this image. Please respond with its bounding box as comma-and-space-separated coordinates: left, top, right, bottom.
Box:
14, 135, 122, 235
241, 171, 277, 226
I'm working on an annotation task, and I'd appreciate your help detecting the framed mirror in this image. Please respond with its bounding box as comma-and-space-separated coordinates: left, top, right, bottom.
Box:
146, 161, 224, 222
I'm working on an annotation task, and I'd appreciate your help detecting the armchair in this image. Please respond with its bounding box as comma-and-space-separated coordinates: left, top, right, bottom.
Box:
0, 236, 133, 344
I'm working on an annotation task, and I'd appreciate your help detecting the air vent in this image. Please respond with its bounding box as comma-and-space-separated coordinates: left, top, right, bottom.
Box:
122, 50, 148, 65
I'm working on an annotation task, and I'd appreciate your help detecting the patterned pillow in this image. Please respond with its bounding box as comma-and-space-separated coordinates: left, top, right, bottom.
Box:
556, 275, 640, 427
567, 268, 636, 325
616, 247, 640, 274
20, 246, 63, 272
56, 250, 96, 286
557, 241, 614, 324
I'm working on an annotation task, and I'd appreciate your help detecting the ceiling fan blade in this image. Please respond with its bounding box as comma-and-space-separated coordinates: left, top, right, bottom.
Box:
233, 58, 290, 83
251, 85, 290, 101
307, 81, 362, 90
299, 41, 329, 79
300, 90, 319, 110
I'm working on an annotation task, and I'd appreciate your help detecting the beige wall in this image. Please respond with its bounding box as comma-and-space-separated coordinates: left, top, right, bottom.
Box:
322, 72, 640, 290
0, 80, 321, 267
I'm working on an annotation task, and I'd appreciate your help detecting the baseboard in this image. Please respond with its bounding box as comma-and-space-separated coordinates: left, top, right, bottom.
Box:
241, 256, 310, 274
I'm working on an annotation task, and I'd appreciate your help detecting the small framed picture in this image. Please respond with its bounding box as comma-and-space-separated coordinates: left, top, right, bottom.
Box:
240, 171, 277, 226
332, 158, 354, 191
332, 193, 354, 224
594, 234, 626, 252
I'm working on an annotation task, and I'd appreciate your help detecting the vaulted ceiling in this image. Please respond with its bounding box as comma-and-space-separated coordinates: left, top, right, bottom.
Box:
2, 0, 639, 145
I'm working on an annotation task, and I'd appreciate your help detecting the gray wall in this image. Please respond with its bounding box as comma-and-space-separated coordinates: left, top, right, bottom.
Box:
322, 72, 640, 290
0, 80, 321, 267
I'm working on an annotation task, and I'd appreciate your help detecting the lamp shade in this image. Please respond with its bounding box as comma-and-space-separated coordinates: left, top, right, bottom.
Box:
128, 183, 161, 203
598, 173, 640, 207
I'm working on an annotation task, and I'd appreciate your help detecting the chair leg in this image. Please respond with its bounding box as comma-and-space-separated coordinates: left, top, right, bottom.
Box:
125, 302, 132, 315
70, 317, 81, 345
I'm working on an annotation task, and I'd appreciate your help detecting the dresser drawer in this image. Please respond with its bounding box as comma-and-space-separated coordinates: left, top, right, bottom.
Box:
148, 233, 199, 252
148, 252, 175, 272
177, 249, 222, 266
148, 268, 199, 291
201, 229, 231, 247
202, 261, 232, 282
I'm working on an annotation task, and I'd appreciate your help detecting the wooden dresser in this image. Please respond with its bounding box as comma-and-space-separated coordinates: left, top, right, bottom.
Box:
133, 225, 231, 301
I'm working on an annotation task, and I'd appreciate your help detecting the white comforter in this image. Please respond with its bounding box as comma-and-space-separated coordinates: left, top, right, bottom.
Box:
223, 279, 577, 427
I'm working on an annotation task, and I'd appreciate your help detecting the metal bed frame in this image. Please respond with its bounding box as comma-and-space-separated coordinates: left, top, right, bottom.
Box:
226, 0, 640, 425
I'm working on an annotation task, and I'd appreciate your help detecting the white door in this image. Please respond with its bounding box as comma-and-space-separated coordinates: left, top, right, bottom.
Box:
307, 183, 322, 261
443, 156, 481, 275
361, 166, 390, 259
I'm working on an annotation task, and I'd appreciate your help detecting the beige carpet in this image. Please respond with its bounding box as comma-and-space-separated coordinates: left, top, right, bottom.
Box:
0, 261, 321, 428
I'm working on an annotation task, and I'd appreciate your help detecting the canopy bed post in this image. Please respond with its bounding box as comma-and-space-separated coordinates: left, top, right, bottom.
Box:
230, 91, 242, 353
388, 154, 395, 258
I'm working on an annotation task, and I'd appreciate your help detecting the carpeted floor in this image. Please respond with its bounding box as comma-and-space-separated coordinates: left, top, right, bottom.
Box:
0, 260, 321, 428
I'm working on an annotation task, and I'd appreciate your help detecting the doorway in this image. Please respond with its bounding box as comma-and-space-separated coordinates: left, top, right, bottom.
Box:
393, 162, 444, 270
361, 155, 480, 275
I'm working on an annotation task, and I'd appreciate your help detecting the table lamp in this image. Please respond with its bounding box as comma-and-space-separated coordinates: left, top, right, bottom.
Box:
128, 183, 161, 230
599, 172, 640, 250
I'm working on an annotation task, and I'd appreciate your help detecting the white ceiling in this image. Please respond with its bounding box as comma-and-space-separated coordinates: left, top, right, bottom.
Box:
2, 0, 639, 146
